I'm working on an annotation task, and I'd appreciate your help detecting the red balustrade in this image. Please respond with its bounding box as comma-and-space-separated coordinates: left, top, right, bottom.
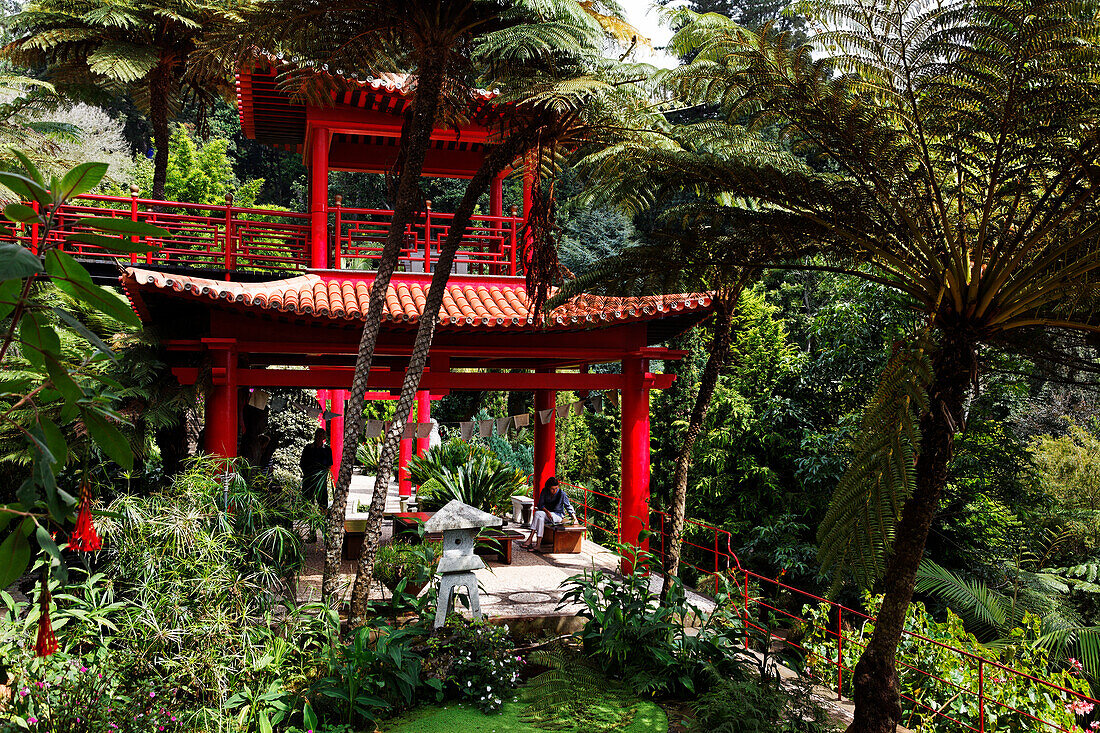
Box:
2, 193, 524, 276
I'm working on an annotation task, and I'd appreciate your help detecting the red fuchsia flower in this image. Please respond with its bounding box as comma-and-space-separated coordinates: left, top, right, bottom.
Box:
34, 580, 57, 658
69, 483, 101, 552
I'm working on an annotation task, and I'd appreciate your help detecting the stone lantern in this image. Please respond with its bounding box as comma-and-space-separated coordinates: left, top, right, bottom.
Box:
424, 500, 502, 629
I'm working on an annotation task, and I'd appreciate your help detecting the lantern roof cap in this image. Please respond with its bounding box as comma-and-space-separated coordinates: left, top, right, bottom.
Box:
424, 500, 503, 532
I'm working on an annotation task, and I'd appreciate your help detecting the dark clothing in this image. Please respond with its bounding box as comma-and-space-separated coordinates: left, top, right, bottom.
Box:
537, 488, 575, 518
300, 442, 332, 508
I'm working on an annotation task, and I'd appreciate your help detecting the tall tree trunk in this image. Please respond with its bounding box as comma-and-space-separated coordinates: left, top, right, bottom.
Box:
658, 289, 738, 602
348, 127, 537, 620
321, 55, 447, 604
847, 332, 976, 733
149, 72, 171, 202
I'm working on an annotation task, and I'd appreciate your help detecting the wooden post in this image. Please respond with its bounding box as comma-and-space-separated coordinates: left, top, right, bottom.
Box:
224, 193, 235, 273
534, 382, 556, 506
330, 389, 345, 483
203, 340, 238, 460
309, 128, 330, 269
619, 355, 650, 573
416, 390, 431, 457
399, 404, 415, 497
509, 205, 519, 277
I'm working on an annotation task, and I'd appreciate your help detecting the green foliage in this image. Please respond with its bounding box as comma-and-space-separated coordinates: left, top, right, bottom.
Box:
0, 154, 167, 592
372, 540, 440, 594
1031, 422, 1100, 514
803, 594, 1094, 732
816, 339, 933, 591
689, 670, 831, 733
424, 619, 521, 713
559, 544, 742, 696
411, 441, 527, 513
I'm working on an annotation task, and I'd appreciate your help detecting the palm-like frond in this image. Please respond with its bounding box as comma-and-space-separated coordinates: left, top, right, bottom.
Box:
817, 338, 933, 591
915, 558, 1011, 631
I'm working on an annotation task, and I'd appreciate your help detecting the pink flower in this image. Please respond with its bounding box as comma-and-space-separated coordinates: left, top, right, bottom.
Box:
1067, 699, 1095, 715
1069, 658, 1084, 675
79, 666, 88, 672
27, 718, 37, 725
19, 688, 29, 697
1090, 722, 1100, 731
149, 691, 156, 698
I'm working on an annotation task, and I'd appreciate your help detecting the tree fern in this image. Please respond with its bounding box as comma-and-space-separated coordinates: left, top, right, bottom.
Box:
817, 338, 933, 591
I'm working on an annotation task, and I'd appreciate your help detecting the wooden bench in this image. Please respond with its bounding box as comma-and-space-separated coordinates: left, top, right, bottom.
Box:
541, 523, 586, 553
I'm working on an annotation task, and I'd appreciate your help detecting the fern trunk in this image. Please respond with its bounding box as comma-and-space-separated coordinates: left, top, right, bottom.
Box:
659, 290, 738, 602
848, 333, 976, 733
321, 53, 447, 605
347, 122, 538, 620
149, 69, 171, 202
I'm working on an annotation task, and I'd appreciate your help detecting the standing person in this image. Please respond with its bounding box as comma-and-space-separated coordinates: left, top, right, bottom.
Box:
301, 427, 333, 542
521, 477, 577, 551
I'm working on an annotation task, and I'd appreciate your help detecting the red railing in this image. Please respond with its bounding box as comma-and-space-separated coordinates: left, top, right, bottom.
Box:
333, 200, 522, 276
565, 479, 1099, 733
5, 193, 310, 271
2, 193, 525, 276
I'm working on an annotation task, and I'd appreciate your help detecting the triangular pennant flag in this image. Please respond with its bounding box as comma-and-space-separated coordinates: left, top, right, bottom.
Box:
539, 408, 554, 424
496, 416, 512, 436
556, 404, 569, 419
607, 391, 619, 407
479, 420, 493, 438
514, 413, 530, 428
402, 423, 417, 439
460, 421, 475, 440
416, 422, 433, 439
364, 420, 382, 439
591, 395, 603, 413
571, 401, 584, 416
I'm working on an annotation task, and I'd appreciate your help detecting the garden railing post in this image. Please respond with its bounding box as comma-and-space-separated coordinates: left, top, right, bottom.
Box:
978, 658, 985, 733
837, 607, 843, 700
224, 193, 235, 274
333, 195, 342, 269
424, 199, 432, 273
743, 570, 750, 650
130, 185, 140, 266
30, 199, 39, 254
509, 205, 519, 276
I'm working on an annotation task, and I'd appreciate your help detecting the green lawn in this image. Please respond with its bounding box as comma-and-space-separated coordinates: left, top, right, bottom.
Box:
380, 694, 668, 733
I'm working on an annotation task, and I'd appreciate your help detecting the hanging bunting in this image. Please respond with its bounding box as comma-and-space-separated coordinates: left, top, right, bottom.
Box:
416, 422, 433, 439
607, 391, 619, 408
460, 421, 475, 440
514, 413, 531, 428
496, 416, 512, 436
556, 403, 569, 420
479, 420, 493, 438
364, 420, 382, 439
402, 423, 417, 439
589, 395, 603, 413
538, 408, 554, 424
571, 401, 584, 416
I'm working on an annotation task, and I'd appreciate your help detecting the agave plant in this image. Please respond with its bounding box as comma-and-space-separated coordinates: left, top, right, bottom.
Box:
406, 437, 479, 486
416, 451, 527, 514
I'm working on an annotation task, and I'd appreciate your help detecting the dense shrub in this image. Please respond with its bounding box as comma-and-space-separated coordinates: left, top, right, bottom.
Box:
424, 619, 522, 712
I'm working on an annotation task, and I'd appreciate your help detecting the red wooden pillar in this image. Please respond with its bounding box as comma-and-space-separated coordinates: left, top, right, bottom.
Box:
491, 172, 504, 219
316, 389, 329, 428
399, 404, 414, 497
330, 389, 346, 482
416, 390, 431, 457
309, 128, 330, 269
534, 384, 556, 505
203, 339, 238, 460
522, 153, 535, 268
619, 356, 651, 572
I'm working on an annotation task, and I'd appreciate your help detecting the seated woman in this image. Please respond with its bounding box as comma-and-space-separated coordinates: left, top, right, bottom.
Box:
521, 476, 577, 551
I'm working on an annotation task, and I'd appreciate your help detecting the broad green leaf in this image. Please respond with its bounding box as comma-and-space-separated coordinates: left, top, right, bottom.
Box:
258, 712, 273, 733
4, 203, 41, 225
80, 408, 133, 470
66, 232, 156, 254
0, 520, 32, 591
51, 307, 116, 359
0, 171, 49, 206
45, 250, 139, 327
19, 311, 61, 368
58, 163, 109, 200
45, 355, 83, 407
74, 217, 169, 238
38, 417, 68, 467
0, 506, 18, 534
10, 150, 45, 188
35, 525, 62, 562
0, 243, 43, 281
0, 279, 22, 321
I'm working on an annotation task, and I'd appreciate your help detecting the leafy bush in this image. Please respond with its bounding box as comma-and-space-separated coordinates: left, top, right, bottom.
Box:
424, 619, 522, 712
559, 545, 741, 696
802, 594, 1094, 732
373, 540, 441, 594
413, 446, 527, 513
407, 437, 472, 485
689, 671, 832, 733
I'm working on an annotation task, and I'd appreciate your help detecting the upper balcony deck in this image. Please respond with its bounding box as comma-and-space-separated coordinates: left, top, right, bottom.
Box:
5, 192, 525, 280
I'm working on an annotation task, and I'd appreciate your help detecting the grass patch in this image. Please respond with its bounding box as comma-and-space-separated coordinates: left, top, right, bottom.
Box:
380, 687, 668, 733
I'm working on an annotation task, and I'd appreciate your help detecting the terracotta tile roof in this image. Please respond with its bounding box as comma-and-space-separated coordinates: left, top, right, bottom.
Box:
120, 269, 712, 331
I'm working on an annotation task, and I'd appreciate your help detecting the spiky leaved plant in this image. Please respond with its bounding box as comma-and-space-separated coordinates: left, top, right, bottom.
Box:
649, 2, 1100, 730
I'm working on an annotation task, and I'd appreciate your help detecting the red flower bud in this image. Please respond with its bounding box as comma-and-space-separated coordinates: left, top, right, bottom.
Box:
70, 483, 101, 553
34, 579, 57, 658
